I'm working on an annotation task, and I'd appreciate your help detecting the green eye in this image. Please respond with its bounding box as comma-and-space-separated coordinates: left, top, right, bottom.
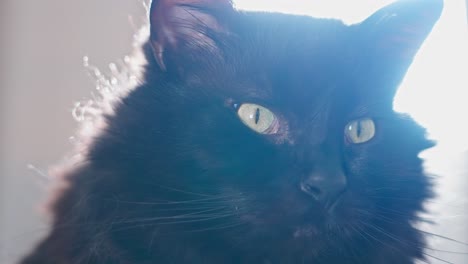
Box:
237, 103, 279, 134
345, 118, 376, 144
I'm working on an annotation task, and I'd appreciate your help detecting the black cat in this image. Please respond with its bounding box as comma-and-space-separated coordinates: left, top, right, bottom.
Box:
21, 0, 443, 263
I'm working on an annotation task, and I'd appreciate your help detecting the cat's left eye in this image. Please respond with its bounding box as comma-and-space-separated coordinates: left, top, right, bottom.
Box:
345, 118, 376, 144
237, 103, 279, 134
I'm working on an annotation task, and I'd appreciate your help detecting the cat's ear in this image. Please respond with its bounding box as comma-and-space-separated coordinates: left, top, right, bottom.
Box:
357, 0, 443, 98
149, 0, 234, 70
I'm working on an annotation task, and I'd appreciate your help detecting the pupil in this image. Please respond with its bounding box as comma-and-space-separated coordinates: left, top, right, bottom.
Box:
255, 108, 260, 124
356, 121, 362, 138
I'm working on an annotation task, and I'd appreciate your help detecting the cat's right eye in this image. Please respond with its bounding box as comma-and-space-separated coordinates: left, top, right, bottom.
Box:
237, 103, 279, 134
345, 118, 376, 144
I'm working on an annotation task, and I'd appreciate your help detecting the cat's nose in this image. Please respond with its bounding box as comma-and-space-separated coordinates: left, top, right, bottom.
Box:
300, 171, 347, 209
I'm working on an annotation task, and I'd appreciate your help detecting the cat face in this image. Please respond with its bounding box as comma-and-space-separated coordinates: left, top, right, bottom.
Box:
106, 0, 441, 259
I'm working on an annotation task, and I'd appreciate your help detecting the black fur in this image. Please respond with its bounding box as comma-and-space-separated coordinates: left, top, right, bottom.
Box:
21, 0, 443, 263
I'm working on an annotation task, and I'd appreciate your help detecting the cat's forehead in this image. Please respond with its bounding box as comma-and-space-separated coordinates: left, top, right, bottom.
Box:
222, 13, 352, 107
238, 13, 350, 69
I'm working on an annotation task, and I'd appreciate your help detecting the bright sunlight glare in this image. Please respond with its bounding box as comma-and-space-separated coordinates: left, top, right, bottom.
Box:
234, 0, 468, 153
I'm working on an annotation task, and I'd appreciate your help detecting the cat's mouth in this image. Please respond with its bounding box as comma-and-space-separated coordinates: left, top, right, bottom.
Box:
292, 216, 349, 239
290, 192, 353, 238
319, 191, 346, 215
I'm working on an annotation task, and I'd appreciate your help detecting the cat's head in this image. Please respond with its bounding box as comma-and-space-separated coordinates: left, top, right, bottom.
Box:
113, 0, 442, 257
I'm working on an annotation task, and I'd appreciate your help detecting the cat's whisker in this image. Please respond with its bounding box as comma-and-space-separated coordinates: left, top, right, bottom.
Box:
140, 205, 233, 212
63, 209, 245, 244
353, 208, 374, 217
151, 184, 220, 197
361, 220, 468, 259
424, 248, 468, 255
330, 223, 361, 262
3, 205, 243, 241
355, 226, 398, 257
421, 252, 456, 264
119, 199, 244, 206
111, 195, 245, 205
365, 195, 428, 201
414, 229, 468, 247
113, 207, 230, 224
356, 222, 454, 264
370, 211, 467, 252
349, 223, 373, 245
184, 220, 247, 233
372, 210, 418, 222
144, 213, 237, 225
108, 213, 242, 234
